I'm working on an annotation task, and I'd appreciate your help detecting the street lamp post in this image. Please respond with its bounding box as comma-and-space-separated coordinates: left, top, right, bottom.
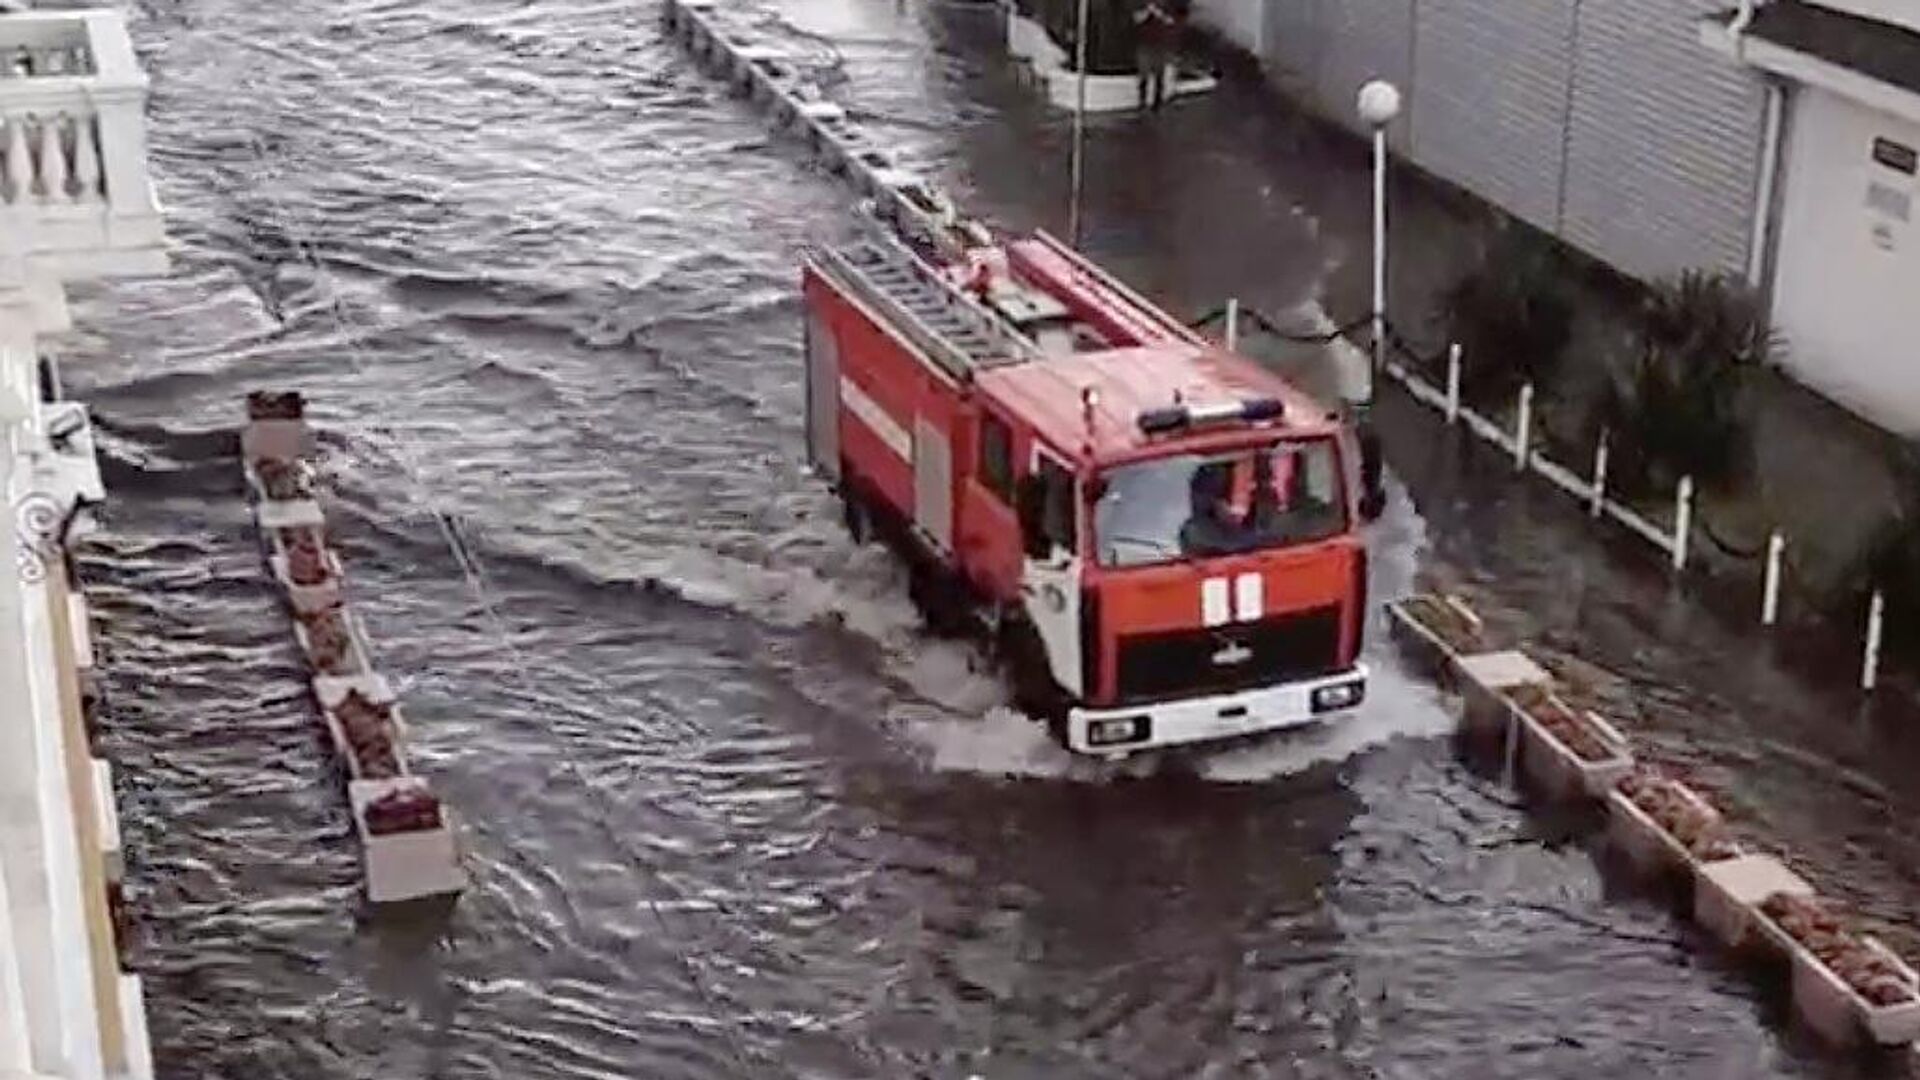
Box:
1356, 79, 1402, 406
1067, 0, 1092, 247
1353, 80, 1401, 521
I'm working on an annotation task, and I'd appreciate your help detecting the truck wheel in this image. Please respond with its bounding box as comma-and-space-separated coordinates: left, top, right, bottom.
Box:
841, 488, 873, 545
909, 564, 971, 638
998, 618, 1069, 743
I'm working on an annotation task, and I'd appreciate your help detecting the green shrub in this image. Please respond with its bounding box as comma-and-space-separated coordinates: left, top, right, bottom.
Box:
1594, 271, 1773, 496
1435, 227, 1575, 405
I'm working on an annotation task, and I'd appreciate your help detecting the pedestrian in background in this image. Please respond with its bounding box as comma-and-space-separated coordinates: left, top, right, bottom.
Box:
1133, 0, 1177, 112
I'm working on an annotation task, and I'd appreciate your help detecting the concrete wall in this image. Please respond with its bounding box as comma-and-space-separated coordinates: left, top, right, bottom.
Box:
1772, 85, 1920, 435
1192, 0, 1770, 283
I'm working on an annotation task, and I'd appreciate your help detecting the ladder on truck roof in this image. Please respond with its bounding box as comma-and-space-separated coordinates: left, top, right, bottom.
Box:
815, 237, 1035, 381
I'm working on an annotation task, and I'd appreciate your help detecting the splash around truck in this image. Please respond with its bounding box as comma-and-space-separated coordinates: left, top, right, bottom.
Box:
803, 189, 1371, 757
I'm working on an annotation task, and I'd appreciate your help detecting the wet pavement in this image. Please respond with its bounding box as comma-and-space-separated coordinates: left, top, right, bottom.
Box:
59, 0, 1918, 1076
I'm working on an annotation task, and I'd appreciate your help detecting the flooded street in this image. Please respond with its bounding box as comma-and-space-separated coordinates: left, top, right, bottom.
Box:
61, 0, 1914, 1075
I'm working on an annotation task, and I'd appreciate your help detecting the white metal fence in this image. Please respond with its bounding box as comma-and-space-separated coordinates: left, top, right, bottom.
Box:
1210, 302, 1895, 694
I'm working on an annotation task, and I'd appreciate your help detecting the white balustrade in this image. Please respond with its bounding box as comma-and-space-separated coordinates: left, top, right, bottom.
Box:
2, 45, 94, 79
0, 112, 106, 206
0, 9, 166, 277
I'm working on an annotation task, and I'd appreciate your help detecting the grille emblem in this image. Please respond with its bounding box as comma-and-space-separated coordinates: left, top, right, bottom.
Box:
1211, 639, 1253, 667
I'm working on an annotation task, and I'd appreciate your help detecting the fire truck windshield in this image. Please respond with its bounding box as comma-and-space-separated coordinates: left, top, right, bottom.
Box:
1092, 438, 1346, 567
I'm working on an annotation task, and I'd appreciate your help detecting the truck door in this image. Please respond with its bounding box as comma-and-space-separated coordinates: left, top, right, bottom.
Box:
803, 307, 840, 480
1019, 448, 1082, 698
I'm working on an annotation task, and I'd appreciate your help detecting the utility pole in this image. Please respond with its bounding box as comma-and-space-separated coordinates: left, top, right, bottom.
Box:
1067, 0, 1091, 247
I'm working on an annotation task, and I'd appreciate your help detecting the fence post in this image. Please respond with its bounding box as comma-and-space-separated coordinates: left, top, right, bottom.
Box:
1672, 476, 1694, 572
1513, 383, 1533, 471
1445, 343, 1461, 425
1762, 530, 1785, 627
1590, 432, 1608, 518
1863, 589, 1885, 692
1225, 297, 1239, 352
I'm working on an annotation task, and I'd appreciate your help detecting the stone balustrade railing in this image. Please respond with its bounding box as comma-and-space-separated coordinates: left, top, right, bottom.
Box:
0, 9, 165, 283
3, 44, 95, 79
1, 111, 105, 207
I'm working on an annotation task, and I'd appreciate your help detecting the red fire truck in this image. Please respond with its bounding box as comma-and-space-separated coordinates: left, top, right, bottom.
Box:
802, 207, 1368, 756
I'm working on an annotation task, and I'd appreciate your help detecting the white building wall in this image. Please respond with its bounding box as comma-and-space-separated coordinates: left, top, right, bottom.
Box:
1772, 85, 1920, 434
1559, 0, 1767, 280
1413, 0, 1576, 234
1191, 0, 1769, 282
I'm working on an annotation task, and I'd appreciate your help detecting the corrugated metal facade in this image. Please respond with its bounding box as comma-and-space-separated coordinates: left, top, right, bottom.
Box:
1559, 0, 1768, 277
1192, 0, 1770, 281
1412, 0, 1577, 233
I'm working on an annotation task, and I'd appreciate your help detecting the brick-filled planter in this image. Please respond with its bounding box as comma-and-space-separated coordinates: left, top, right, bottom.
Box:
1607, 774, 1744, 882
1695, 854, 1814, 950
349, 778, 464, 904
1385, 593, 1485, 689
246, 455, 317, 503
1757, 894, 1920, 1047
322, 688, 410, 782
269, 548, 343, 617
292, 606, 370, 679
1505, 685, 1634, 802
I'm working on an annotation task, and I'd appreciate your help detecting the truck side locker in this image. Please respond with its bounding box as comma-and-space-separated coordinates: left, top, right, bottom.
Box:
912, 416, 954, 555
803, 304, 841, 482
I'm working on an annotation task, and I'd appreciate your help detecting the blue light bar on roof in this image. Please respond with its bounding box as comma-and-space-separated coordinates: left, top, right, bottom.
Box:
1136, 397, 1285, 436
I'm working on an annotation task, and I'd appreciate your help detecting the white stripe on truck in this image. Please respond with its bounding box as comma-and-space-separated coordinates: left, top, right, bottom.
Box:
1234, 572, 1263, 621
838, 376, 912, 461
1201, 577, 1232, 627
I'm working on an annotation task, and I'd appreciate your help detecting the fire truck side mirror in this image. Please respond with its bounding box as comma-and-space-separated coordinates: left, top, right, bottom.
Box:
1016, 474, 1051, 560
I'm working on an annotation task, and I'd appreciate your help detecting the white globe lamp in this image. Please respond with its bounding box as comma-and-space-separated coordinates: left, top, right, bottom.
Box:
1357, 80, 1403, 129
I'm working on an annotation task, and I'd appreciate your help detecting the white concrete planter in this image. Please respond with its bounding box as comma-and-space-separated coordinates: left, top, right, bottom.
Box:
1385, 595, 1486, 689
91, 760, 121, 886
244, 457, 317, 505
1042, 64, 1218, 113
1513, 700, 1634, 802
1607, 781, 1736, 880
312, 672, 392, 713
1005, 8, 1046, 61
348, 778, 464, 904
1026, 25, 1067, 72
269, 551, 344, 617
320, 697, 410, 782
1841, 938, 1920, 1045
256, 497, 324, 531
1694, 854, 1814, 950
1455, 650, 1549, 740
1781, 932, 1920, 1047
291, 606, 372, 679
241, 418, 310, 462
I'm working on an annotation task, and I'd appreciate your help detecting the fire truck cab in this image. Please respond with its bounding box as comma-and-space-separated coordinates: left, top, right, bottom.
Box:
802, 222, 1368, 756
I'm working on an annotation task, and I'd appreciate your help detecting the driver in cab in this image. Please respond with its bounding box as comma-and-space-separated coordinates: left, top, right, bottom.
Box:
1179, 455, 1287, 556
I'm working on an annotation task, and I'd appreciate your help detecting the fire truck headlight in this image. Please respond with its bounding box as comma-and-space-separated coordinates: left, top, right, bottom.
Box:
1311, 680, 1366, 713
1086, 715, 1150, 747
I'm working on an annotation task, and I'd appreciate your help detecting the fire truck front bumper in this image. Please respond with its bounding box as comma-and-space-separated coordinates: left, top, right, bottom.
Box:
1064, 665, 1369, 756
